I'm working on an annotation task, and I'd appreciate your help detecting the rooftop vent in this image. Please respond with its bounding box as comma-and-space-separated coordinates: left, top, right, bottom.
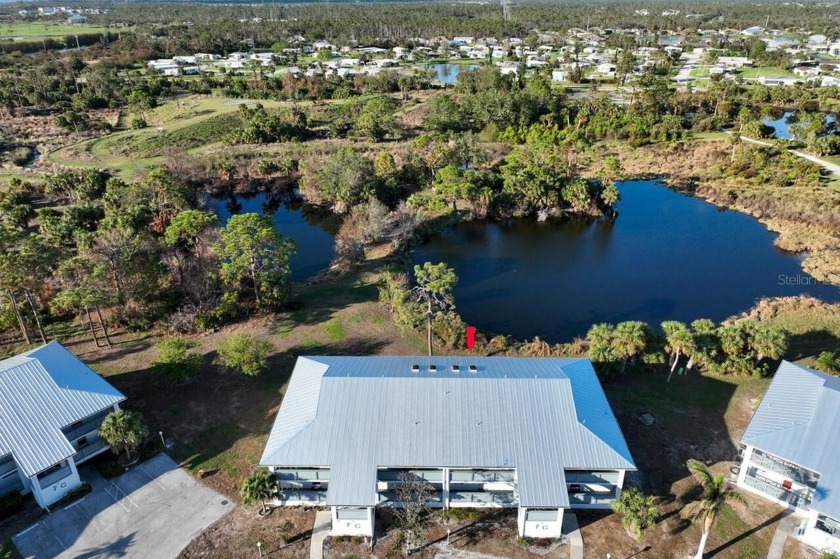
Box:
411, 364, 420, 373
451, 364, 460, 372
429, 364, 437, 372
469, 364, 478, 373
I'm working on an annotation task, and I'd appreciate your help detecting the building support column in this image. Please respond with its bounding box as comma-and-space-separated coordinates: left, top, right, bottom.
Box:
737, 445, 753, 487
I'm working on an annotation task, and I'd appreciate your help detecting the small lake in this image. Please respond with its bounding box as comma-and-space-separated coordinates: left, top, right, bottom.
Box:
425, 63, 480, 84
210, 192, 338, 282
762, 111, 837, 140
413, 180, 840, 342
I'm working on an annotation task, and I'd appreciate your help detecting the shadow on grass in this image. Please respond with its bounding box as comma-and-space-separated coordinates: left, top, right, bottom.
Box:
286, 338, 390, 358
786, 329, 840, 362
705, 509, 788, 557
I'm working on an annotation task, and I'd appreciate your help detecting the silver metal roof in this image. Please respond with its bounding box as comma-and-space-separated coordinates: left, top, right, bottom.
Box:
261, 356, 635, 508
741, 361, 840, 518
0, 341, 125, 478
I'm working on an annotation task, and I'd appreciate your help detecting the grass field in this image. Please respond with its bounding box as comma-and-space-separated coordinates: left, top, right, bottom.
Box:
0, 22, 127, 40
737, 67, 798, 80
47, 95, 292, 180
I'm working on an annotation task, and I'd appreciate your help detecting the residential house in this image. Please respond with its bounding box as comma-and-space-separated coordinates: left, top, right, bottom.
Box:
260, 356, 635, 539
66, 14, 86, 24
737, 361, 840, 554
0, 342, 125, 509
717, 56, 753, 68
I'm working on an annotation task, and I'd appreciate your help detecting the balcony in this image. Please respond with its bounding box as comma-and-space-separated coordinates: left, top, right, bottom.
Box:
750, 450, 819, 488
278, 489, 327, 505
74, 439, 109, 463
449, 490, 517, 507
378, 491, 444, 506
62, 411, 110, 442
743, 470, 813, 510
449, 470, 515, 484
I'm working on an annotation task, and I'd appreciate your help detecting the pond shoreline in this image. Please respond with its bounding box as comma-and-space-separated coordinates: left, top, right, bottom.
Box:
411, 178, 840, 343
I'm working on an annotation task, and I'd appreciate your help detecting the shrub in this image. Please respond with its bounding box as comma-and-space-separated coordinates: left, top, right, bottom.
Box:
154, 337, 201, 382
217, 333, 272, 376
130, 116, 147, 130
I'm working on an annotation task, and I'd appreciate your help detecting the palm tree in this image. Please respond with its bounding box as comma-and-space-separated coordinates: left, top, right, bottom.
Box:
241, 468, 277, 516
98, 410, 148, 463
662, 321, 696, 381
747, 324, 787, 364
611, 321, 648, 373
687, 459, 748, 559
685, 319, 717, 371
611, 487, 660, 539
815, 351, 840, 375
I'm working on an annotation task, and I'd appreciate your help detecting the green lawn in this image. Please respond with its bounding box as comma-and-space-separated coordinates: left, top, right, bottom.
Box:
47, 95, 291, 180
737, 67, 797, 79
0, 22, 128, 40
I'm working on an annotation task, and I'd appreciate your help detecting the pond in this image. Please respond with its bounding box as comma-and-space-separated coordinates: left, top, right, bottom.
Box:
412, 180, 840, 342
761, 111, 837, 140
210, 192, 338, 282
425, 63, 480, 85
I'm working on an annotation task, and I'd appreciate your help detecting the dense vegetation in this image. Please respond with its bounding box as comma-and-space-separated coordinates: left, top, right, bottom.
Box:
0, 1, 837, 371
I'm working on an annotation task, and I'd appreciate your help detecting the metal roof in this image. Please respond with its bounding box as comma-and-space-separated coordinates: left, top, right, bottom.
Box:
0, 341, 125, 478
740, 361, 840, 518
260, 356, 635, 508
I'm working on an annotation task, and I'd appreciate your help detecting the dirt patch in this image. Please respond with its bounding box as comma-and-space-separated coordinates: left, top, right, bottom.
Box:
179, 506, 315, 559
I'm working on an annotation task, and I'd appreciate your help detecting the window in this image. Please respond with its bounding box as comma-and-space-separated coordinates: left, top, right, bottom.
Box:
77, 437, 89, 448
816, 515, 840, 536
526, 509, 558, 522
336, 508, 369, 520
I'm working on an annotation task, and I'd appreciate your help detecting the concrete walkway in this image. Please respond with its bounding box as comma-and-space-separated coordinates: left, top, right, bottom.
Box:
738, 135, 840, 176
766, 511, 800, 559
562, 513, 584, 559
309, 509, 332, 559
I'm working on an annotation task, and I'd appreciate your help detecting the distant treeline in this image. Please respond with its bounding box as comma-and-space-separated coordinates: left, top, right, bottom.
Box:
14, 2, 837, 45
0, 32, 119, 54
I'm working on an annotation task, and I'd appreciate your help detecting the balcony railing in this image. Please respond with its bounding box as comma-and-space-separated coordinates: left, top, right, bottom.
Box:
278, 490, 327, 505
449, 470, 515, 484
449, 490, 517, 507
744, 471, 813, 510
750, 450, 819, 488
62, 412, 110, 442
569, 493, 616, 506
378, 491, 444, 505
74, 439, 109, 463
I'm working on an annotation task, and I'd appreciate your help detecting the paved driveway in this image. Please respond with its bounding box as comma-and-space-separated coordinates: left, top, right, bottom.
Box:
14, 453, 234, 559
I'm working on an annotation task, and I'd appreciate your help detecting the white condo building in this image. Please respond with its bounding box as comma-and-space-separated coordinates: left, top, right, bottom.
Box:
737, 361, 840, 554
0, 342, 125, 508
260, 356, 635, 538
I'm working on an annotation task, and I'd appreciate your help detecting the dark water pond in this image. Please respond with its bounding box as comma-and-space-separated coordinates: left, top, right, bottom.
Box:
761, 111, 837, 140
211, 192, 338, 282
425, 63, 480, 84
412, 180, 840, 342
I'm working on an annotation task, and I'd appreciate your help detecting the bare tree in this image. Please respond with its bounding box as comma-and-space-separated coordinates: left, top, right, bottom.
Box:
394, 472, 434, 555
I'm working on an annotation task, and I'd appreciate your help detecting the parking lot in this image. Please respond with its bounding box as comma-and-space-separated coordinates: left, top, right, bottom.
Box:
13, 453, 234, 559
